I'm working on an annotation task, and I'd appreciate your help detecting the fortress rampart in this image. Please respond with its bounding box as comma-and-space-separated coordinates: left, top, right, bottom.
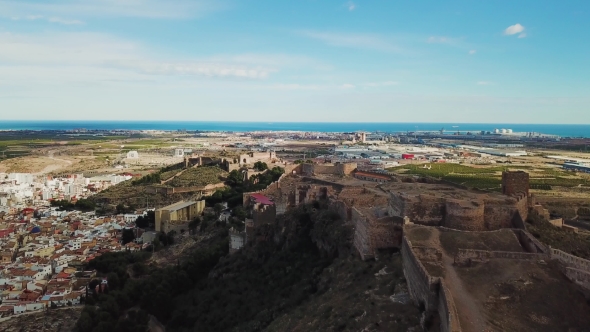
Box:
402, 236, 462, 332
301, 162, 357, 176
454, 249, 546, 266
438, 281, 462, 332
146, 182, 225, 196
390, 192, 528, 231
444, 200, 485, 231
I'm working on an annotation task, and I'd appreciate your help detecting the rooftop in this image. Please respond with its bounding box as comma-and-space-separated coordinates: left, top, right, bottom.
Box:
158, 200, 198, 212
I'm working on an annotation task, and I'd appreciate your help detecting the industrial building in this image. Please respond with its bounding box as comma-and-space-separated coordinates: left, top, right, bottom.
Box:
563, 163, 590, 173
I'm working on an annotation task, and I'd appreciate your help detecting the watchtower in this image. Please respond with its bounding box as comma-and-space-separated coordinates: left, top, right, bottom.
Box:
502, 171, 529, 196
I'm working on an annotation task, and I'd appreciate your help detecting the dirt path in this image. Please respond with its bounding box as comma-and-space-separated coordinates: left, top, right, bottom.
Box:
430, 228, 490, 332
441, 254, 489, 332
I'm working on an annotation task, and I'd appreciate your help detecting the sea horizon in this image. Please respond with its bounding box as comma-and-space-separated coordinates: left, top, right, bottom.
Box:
0, 120, 589, 138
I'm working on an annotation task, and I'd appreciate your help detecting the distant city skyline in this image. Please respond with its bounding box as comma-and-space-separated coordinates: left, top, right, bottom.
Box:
0, 0, 589, 123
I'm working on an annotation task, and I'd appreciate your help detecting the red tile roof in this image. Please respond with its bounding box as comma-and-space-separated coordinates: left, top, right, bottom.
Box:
250, 193, 274, 206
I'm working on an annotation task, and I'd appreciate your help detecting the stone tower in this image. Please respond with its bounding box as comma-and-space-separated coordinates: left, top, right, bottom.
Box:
502, 171, 529, 196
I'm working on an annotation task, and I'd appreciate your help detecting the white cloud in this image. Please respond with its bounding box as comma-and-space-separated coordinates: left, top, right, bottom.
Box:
518, 33, 527, 38
469, 50, 476, 55
0, 0, 224, 19
477, 81, 493, 85
113, 60, 271, 79
504, 23, 525, 36
341, 83, 355, 89
427, 36, 449, 44
0, 32, 275, 82
299, 31, 403, 53
48, 17, 84, 25
346, 1, 356, 11
10, 14, 84, 25
364, 81, 398, 87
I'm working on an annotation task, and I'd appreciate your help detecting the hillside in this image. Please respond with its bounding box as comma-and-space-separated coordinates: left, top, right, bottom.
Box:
168, 166, 226, 187
75, 204, 421, 332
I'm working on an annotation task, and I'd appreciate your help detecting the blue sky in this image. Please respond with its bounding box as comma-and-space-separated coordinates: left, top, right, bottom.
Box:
0, 0, 589, 123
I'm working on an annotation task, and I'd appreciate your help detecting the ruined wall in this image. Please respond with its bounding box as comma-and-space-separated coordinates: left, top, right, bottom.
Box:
411, 246, 442, 262
444, 199, 485, 231
402, 236, 462, 332
454, 249, 546, 266
332, 200, 351, 222
301, 162, 357, 176
252, 204, 276, 227
401, 237, 439, 312
549, 248, 590, 290
483, 201, 517, 230
239, 151, 277, 166
369, 217, 402, 252
514, 229, 548, 253
438, 281, 462, 332
550, 248, 590, 272
146, 183, 225, 196
337, 162, 357, 175
389, 193, 446, 226
513, 193, 529, 223
564, 267, 590, 290
352, 208, 373, 260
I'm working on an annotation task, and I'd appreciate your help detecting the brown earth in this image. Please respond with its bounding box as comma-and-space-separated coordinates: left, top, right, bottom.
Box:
265, 252, 421, 332
0, 307, 82, 332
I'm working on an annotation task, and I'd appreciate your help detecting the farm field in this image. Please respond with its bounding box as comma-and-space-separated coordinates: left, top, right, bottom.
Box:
388, 163, 590, 191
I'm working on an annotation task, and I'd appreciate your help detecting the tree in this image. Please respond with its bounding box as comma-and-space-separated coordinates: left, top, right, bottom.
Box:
227, 170, 243, 186
107, 272, 121, 290
121, 229, 135, 245
75, 199, 96, 212
189, 217, 201, 233
135, 216, 149, 229
253, 161, 268, 171
214, 203, 225, 217
232, 206, 247, 220
116, 204, 126, 214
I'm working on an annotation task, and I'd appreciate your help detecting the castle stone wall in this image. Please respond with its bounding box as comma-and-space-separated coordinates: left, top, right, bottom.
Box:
402, 237, 439, 312
352, 208, 372, 260
438, 281, 462, 332
444, 200, 485, 231
454, 249, 546, 266
389, 193, 446, 226
514, 229, 548, 253
564, 267, 590, 290
502, 171, 530, 196
301, 162, 357, 176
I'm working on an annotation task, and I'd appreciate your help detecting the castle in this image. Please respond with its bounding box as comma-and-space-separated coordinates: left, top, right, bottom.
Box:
230, 165, 590, 331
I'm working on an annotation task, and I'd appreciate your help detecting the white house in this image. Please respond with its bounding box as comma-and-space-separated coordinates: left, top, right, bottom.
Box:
13, 304, 26, 315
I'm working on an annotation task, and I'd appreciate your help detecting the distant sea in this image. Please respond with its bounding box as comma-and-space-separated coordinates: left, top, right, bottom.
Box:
0, 121, 589, 138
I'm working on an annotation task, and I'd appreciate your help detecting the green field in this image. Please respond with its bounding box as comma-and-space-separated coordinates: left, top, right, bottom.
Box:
388, 163, 587, 190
